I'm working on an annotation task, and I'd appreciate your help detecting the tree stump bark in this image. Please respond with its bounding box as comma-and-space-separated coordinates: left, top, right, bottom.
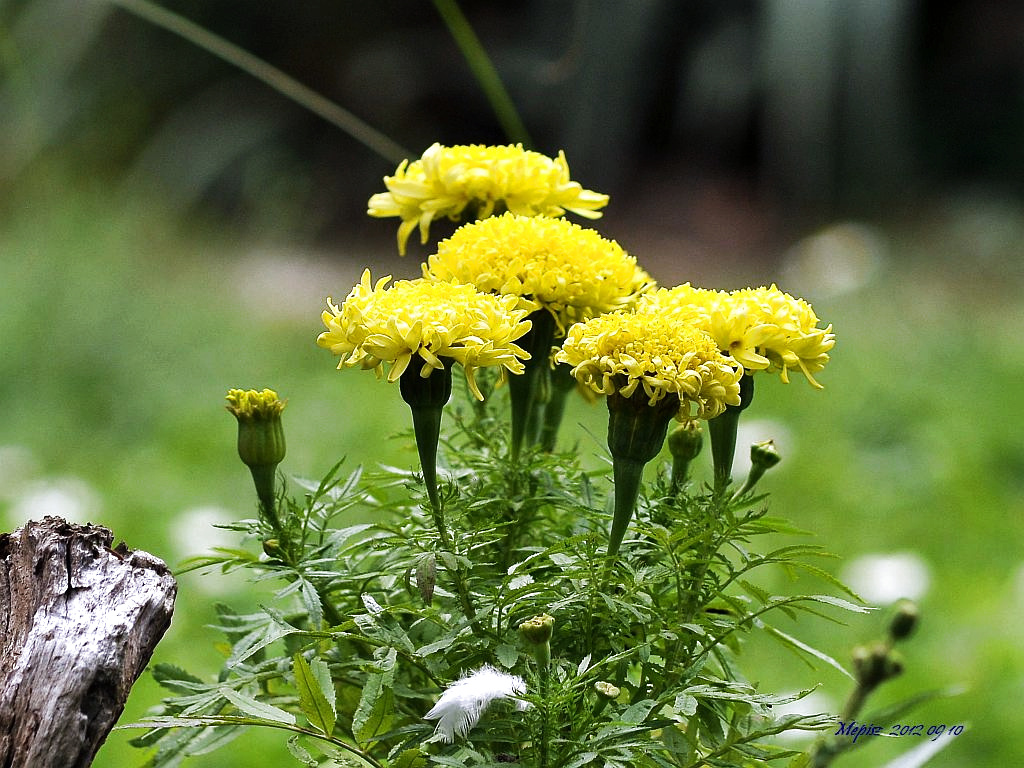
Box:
0, 516, 177, 768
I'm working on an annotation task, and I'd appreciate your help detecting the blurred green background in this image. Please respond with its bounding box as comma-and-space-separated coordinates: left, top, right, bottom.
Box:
2, 2, 1022, 766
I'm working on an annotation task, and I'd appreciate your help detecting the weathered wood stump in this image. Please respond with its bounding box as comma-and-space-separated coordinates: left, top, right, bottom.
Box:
0, 516, 176, 768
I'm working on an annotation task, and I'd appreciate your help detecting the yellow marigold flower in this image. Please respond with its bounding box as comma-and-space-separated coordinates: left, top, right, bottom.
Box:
639, 283, 835, 388
555, 312, 742, 421
317, 270, 533, 400
425, 212, 653, 333
368, 143, 609, 255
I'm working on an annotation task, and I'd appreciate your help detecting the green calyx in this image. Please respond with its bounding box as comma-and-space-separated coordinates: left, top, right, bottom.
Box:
399, 359, 454, 519
606, 389, 679, 557
708, 373, 754, 492
508, 309, 556, 460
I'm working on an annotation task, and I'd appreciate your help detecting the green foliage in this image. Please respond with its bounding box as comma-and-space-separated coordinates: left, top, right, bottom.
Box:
130, 384, 879, 768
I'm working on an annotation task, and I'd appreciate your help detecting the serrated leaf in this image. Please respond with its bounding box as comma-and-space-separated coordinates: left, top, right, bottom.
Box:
286, 735, 318, 766
151, 663, 205, 694
495, 643, 519, 668
219, 687, 295, 724
763, 623, 855, 680
620, 699, 657, 725
225, 616, 300, 667
352, 648, 396, 746
392, 747, 428, 768
298, 578, 324, 628
294, 654, 336, 736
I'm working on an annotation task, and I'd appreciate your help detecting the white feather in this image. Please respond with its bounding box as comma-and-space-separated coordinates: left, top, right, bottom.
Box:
424, 665, 529, 742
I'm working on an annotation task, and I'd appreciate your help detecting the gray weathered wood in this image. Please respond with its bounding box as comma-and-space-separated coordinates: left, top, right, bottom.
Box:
0, 516, 176, 768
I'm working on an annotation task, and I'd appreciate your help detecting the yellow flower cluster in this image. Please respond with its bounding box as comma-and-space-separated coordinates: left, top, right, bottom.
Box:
317, 270, 534, 400
368, 143, 609, 255
638, 283, 834, 388
225, 388, 286, 419
556, 312, 742, 420
425, 213, 653, 333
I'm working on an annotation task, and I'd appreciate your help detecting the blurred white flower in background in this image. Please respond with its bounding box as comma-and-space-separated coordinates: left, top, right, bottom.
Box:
8, 475, 101, 526
425, 665, 530, 743
842, 551, 931, 604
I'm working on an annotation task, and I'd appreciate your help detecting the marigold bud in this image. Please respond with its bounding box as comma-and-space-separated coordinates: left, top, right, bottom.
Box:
519, 613, 554, 672
668, 420, 703, 489
226, 388, 286, 528
226, 388, 287, 468
594, 681, 620, 700
519, 613, 554, 646
732, 438, 781, 499
889, 599, 919, 641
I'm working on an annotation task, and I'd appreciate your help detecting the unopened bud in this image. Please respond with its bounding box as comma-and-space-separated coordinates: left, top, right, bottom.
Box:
668, 420, 703, 489
519, 613, 554, 646
226, 388, 287, 468
226, 388, 286, 527
889, 599, 919, 641
262, 538, 282, 558
415, 552, 437, 605
595, 681, 620, 700
519, 613, 554, 672
732, 439, 781, 499
853, 642, 902, 690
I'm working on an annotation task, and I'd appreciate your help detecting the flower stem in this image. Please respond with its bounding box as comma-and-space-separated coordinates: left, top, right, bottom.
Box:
110, 0, 410, 164
431, 0, 533, 146
539, 364, 576, 451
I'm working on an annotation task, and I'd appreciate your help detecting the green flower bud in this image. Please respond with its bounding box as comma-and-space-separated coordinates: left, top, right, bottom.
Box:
732, 439, 781, 499
226, 388, 287, 467
519, 613, 554, 645
889, 599, 920, 641
668, 420, 703, 489
262, 538, 282, 558
708, 372, 755, 491
519, 613, 554, 672
226, 388, 286, 527
415, 552, 437, 606
852, 642, 902, 690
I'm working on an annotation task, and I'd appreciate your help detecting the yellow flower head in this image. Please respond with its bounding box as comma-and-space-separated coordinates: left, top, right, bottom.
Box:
425, 212, 653, 333
555, 312, 742, 420
368, 143, 609, 255
317, 270, 533, 400
639, 283, 835, 388
225, 388, 286, 420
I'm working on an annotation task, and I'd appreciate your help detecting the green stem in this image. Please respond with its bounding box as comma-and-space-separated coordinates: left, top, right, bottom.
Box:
109, 0, 411, 164
539, 364, 576, 451
431, 0, 533, 146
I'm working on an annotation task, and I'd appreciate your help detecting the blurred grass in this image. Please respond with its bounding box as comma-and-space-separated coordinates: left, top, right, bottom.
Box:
2, 168, 1023, 768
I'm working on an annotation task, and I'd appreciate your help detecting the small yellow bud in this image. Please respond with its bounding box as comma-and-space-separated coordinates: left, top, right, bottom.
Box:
226, 388, 286, 527
226, 389, 287, 468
